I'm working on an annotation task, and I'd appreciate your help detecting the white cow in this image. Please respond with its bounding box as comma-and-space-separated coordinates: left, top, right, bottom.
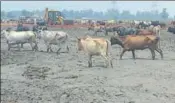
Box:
153, 25, 161, 37
37, 30, 69, 54
133, 20, 140, 25
148, 25, 155, 31
152, 25, 161, 48
1, 30, 38, 51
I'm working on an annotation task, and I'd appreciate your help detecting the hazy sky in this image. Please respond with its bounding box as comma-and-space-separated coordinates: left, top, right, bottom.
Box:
1, 1, 175, 17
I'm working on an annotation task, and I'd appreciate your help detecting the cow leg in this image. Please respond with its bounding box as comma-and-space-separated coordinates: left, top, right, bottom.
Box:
21, 43, 24, 48
47, 46, 50, 52
65, 41, 69, 53
48, 45, 52, 52
56, 43, 62, 55
105, 31, 108, 36
49, 45, 53, 52
29, 42, 34, 51
8, 44, 11, 51
34, 42, 38, 51
149, 49, 155, 60
107, 54, 113, 68
108, 55, 113, 68
56, 48, 61, 55
120, 49, 127, 60
102, 54, 113, 68
101, 54, 108, 68
152, 50, 156, 60
62, 41, 69, 53
88, 55, 92, 67
155, 48, 163, 59
132, 50, 136, 59
46, 43, 50, 52
17, 44, 21, 51
66, 46, 69, 52
94, 31, 97, 36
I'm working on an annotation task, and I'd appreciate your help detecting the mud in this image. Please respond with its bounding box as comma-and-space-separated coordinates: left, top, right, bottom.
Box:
1, 28, 175, 103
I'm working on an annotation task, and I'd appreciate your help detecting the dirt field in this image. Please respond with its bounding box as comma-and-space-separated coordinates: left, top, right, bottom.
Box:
1, 27, 175, 103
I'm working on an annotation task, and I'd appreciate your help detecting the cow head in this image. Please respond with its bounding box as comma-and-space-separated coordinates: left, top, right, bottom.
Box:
1, 29, 8, 37
110, 35, 124, 47
76, 37, 83, 51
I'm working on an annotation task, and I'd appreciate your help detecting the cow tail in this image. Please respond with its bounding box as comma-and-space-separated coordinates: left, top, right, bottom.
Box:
106, 40, 112, 56
106, 40, 113, 68
65, 33, 69, 47
158, 30, 161, 49
66, 33, 69, 41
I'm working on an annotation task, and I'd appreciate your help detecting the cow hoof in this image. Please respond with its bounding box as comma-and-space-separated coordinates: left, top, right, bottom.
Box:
104, 65, 108, 68
56, 52, 60, 55
67, 47, 69, 51
88, 64, 92, 68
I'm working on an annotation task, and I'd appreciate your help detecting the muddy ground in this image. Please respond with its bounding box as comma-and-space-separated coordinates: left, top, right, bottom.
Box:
1, 27, 175, 103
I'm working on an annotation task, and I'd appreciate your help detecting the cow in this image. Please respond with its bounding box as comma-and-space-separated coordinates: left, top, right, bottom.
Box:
152, 25, 161, 37
1, 30, 38, 51
96, 20, 106, 25
168, 26, 175, 34
88, 23, 105, 36
151, 21, 160, 26
33, 25, 47, 32
138, 21, 150, 29
76, 35, 113, 68
104, 26, 114, 35
114, 26, 138, 36
16, 23, 30, 31
110, 34, 163, 60
36, 30, 69, 54
159, 22, 166, 29
148, 25, 161, 48
136, 29, 155, 36
148, 25, 154, 31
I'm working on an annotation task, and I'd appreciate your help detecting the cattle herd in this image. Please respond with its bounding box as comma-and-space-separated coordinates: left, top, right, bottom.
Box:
1, 21, 175, 67
1, 19, 175, 103
1, 20, 175, 67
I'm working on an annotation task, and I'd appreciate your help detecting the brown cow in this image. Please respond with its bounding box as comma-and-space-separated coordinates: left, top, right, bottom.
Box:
110, 34, 163, 60
77, 35, 113, 68
137, 29, 156, 35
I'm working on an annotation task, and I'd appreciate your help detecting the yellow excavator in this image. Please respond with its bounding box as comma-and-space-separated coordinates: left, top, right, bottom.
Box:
44, 8, 64, 25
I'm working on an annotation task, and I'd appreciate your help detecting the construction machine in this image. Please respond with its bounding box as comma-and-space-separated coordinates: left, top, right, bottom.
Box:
44, 8, 64, 25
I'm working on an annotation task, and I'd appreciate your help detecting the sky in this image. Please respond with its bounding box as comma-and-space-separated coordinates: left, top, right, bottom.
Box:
1, 1, 175, 17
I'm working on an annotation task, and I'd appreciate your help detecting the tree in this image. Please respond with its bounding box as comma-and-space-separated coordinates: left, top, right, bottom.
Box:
21, 9, 32, 17
160, 8, 169, 20
105, 9, 119, 20
121, 10, 131, 19
1, 11, 6, 18
7, 11, 15, 18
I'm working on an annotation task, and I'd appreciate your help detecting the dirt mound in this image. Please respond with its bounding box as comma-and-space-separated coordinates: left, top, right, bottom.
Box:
22, 66, 51, 80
